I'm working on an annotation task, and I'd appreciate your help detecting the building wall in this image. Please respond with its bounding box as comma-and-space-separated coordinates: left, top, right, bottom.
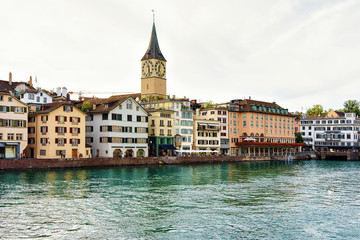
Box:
0, 94, 28, 158
28, 105, 88, 159
86, 98, 149, 158
229, 112, 296, 155
20, 91, 52, 105
193, 119, 220, 153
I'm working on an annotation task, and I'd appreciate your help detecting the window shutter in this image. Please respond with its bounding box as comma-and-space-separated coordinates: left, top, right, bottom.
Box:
64, 139, 67, 144
70, 128, 73, 133
78, 139, 80, 144
64, 117, 67, 122
78, 118, 80, 123
64, 127, 67, 133
55, 127, 58, 133
24, 107, 27, 113
70, 117, 73, 122
55, 138, 58, 144
55, 116, 59, 121
46, 138, 49, 144
46, 115, 49, 121
71, 107, 73, 112
70, 139, 73, 144
78, 128, 80, 133
46, 126, 48, 132
63, 106, 66, 111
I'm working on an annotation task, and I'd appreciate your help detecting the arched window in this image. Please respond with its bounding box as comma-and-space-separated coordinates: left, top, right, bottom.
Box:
126, 100, 132, 110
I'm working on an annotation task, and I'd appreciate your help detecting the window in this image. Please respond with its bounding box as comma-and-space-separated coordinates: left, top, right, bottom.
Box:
7, 133, 14, 140
160, 120, 164, 126
0, 96, 3, 101
126, 100, 132, 109
127, 115, 132, 121
28, 94, 34, 100
102, 113, 108, 120
243, 113, 247, 119
40, 150, 46, 156
16, 134, 23, 141
137, 116, 141, 122
56, 150, 66, 156
151, 119, 155, 126
36, 96, 40, 102
8, 97, 12, 102
167, 121, 172, 127
63, 106, 73, 112
112, 114, 122, 121
0, 133, 2, 140
43, 98, 47, 103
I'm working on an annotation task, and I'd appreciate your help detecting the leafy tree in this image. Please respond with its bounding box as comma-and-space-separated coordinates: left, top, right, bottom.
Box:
343, 100, 360, 116
206, 100, 214, 108
306, 104, 327, 116
81, 101, 92, 112
295, 132, 304, 143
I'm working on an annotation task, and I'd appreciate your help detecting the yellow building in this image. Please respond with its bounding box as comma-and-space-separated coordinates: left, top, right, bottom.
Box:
26, 102, 90, 159
141, 19, 167, 98
147, 108, 175, 156
0, 92, 28, 159
193, 118, 221, 154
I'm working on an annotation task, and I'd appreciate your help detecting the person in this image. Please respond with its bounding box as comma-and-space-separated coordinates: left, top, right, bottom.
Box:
22, 153, 25, 159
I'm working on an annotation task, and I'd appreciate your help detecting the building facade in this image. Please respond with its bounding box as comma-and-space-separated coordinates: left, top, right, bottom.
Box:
147, 108, 175, 156
0, 93, 28, 159
229, 98, 297, 156
26, 102, 89, 159
300, 110, 360, 151
196, 108, 229, 155
193, 118, 221, 154
84, 96, 149, 158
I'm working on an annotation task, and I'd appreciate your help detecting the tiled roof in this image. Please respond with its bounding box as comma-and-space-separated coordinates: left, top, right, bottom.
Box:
30, 102, 82, 115
0, 80, 15, 93
232, 99, 294, 116
78, 93, 143, 114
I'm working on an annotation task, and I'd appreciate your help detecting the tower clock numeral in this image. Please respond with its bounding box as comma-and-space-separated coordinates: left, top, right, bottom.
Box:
155, 61, 165, 77
142, 61, 154, 77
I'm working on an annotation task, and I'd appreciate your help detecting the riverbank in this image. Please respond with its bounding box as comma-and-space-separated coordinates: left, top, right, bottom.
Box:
0, 154, 313, 170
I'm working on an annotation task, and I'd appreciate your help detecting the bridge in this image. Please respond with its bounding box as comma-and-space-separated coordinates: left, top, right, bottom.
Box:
315, 151, 359, 160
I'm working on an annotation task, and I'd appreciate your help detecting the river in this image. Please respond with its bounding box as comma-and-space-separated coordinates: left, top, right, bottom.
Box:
1, 160, 360, 239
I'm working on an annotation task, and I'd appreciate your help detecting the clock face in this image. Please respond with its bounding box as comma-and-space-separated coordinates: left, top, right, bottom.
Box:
155, 61, 166, 77
142, 61, 154, 77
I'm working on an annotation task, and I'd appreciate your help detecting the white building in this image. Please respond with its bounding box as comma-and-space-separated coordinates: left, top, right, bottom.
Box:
196, 108, 229, 155
300, 110, 360, 151
84, 95, 149, 158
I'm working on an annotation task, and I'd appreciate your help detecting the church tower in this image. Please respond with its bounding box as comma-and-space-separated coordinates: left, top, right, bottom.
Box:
141, 17, 167, 98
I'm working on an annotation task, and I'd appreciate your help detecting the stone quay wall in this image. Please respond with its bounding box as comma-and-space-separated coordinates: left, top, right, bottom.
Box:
0, 155, 310, 170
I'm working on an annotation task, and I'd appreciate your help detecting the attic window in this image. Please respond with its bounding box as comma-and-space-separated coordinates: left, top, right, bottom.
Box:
119, 104, 122, 109
104, 104, 109, 108
126, 100, 132, 110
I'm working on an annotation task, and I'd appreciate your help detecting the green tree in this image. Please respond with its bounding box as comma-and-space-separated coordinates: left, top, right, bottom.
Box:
306, 104, 327, 116
206, 100, 214, 108
343, 100, 360, 116
81, 101, 92, 112
295, 132, 304, 143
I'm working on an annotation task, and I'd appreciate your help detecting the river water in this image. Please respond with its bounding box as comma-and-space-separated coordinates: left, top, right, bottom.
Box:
1, 160, 360, 239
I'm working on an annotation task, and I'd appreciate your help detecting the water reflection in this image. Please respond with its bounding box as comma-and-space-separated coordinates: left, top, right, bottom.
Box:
1, 161, 360, 239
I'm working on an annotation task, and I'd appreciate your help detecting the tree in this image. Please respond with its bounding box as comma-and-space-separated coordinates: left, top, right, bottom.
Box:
206, 100, 214, 108
81, 101, 92, 112
343, 100, 360, 116
306, 104, 327, 116
295, 132, 304, 143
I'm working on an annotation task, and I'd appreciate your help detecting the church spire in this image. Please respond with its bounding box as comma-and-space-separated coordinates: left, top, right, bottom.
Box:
141, 16, 166, 61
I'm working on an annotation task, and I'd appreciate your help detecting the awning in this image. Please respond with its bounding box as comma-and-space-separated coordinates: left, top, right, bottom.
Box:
198, 123, 207, 126
208, 123, 219, 126
0, 143, 4, 147
159, 144, 177, 150
6, 143, 18, 146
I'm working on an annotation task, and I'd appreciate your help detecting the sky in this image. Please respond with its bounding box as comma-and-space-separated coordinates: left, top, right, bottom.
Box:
0, 0, 359, 112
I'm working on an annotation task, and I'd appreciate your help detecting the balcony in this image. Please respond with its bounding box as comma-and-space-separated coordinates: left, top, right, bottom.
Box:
72, 121, 78, 125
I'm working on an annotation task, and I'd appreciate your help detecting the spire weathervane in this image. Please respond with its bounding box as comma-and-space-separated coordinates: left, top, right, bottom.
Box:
152, 10, 155, 23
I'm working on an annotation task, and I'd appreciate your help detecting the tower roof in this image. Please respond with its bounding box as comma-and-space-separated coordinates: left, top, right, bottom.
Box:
142, 20, 166, 61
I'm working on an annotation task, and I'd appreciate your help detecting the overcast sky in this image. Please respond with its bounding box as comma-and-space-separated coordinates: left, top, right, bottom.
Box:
0, 0, 359, 112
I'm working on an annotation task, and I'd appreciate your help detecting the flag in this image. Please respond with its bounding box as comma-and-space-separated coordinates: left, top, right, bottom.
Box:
35, 75, 37, 83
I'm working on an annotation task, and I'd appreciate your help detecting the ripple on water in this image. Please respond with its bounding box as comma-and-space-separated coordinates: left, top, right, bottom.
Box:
1, 161, 360, 239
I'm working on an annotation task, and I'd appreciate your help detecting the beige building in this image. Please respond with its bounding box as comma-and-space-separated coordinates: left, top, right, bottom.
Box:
147, 108, 175, 156
0, 92, 28, 159
193, 118, 221, 154
141, 19, 167, 98
26, 102, 90, 159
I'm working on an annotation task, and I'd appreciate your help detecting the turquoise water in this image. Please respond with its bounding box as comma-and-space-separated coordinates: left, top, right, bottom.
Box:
1, 161, 360, 239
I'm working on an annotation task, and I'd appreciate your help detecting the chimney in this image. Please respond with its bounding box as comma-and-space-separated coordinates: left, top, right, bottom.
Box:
9, 72, 12, 85
62, 87, 67, 97
29, 76, 33, 87
249, 96, 251, 100
56, 87, 61, 97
